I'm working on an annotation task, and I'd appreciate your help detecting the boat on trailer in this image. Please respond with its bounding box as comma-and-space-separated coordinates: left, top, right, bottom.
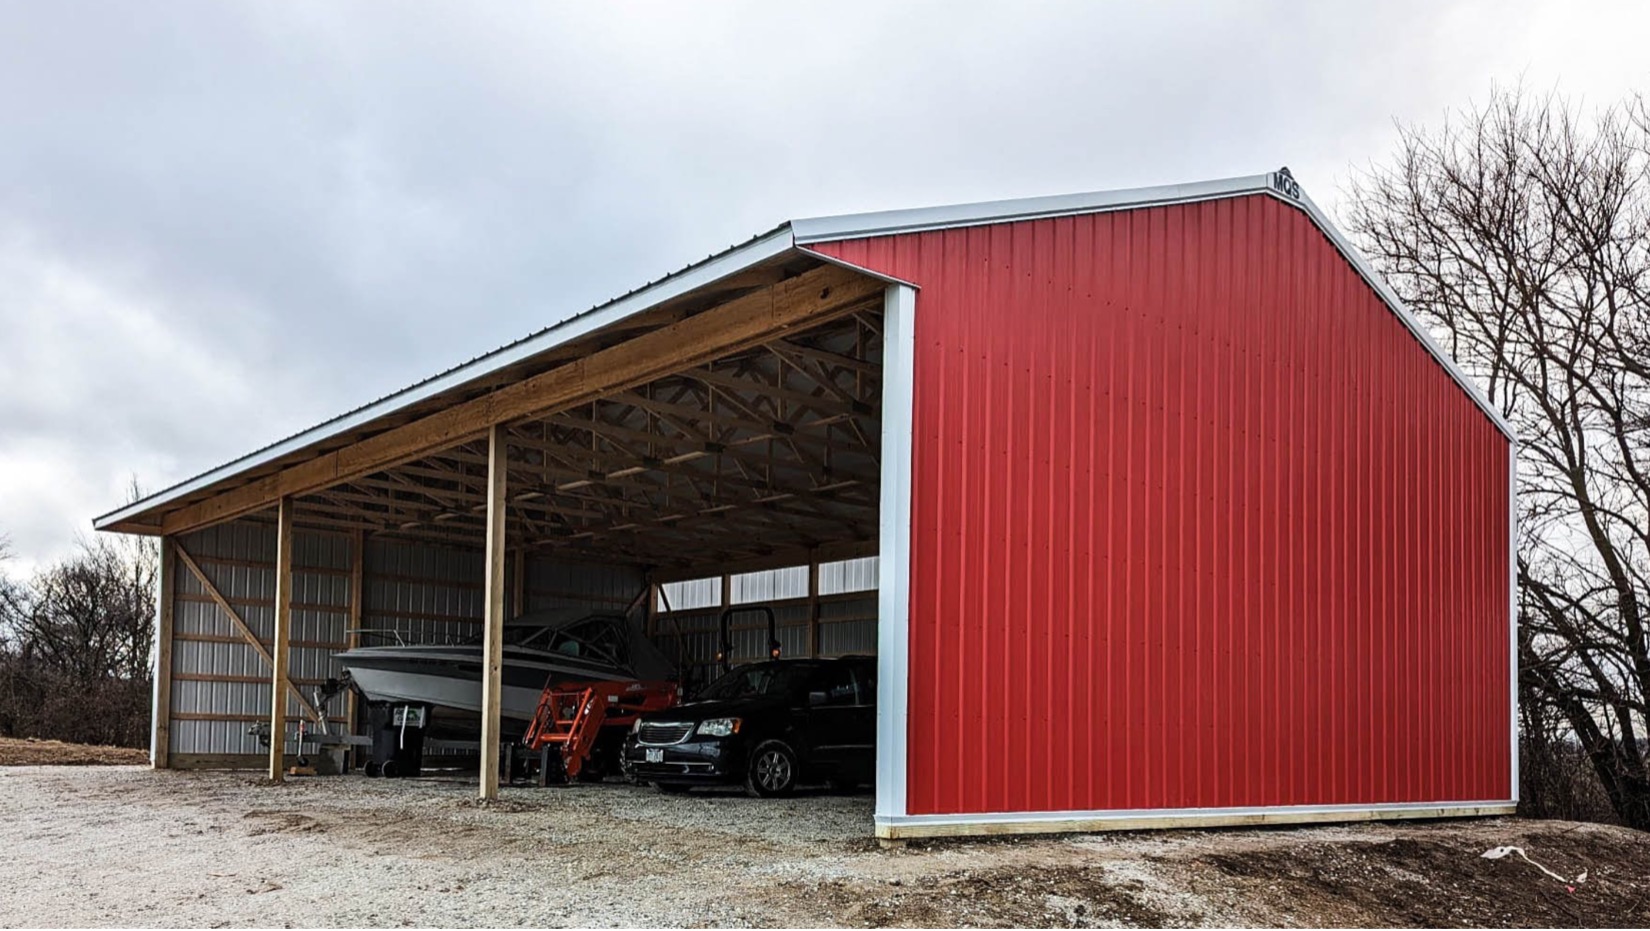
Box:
335, 608, 676, 737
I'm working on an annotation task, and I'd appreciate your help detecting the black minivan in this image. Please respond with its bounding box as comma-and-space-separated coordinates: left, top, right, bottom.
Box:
621, 656, 876, 796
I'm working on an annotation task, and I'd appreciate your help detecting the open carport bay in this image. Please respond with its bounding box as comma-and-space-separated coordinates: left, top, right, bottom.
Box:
6, 766, 1650, 928
107, 245, 893, 786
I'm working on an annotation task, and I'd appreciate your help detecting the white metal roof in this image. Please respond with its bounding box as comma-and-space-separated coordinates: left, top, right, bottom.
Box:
95, 167, 1513, 532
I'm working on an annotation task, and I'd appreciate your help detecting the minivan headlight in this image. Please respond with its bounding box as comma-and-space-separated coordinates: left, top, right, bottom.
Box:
696, 717, 741, 737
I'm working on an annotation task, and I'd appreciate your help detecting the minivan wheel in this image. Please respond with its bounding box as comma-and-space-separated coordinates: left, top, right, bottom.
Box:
745, 740, 798, 798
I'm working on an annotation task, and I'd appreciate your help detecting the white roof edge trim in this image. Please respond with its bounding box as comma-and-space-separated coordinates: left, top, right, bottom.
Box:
94, 226, 799, 530
792, 169, 1515, 443
791, 173, 1277, 244
1291, 188, 1518, 443
794, 248, 922, 290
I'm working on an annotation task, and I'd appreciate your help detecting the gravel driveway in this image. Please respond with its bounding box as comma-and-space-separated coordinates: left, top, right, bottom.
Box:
4, 766, 1647, 927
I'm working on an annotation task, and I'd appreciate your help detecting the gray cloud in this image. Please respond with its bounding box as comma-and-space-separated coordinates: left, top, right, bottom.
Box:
1, 0, 1645, 575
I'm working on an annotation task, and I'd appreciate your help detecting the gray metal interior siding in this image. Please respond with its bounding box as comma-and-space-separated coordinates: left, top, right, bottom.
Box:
169, 520, 351, 757
164, 519, 655, 760
655, 562, 881, 683
526, 557, 645, 613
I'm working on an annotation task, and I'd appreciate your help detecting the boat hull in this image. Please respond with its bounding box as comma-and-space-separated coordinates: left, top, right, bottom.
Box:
338, 645, 637, 732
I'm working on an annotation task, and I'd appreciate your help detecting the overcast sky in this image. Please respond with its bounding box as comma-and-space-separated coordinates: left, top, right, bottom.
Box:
1, 1, 1645, 577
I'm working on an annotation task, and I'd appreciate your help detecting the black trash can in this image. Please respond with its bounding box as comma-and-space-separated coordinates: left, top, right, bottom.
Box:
365, 702, 427, 778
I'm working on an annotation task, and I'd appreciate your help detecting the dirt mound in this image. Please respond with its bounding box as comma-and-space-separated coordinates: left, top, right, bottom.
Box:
1203, 825, 1650, 928
0, 736, 148, 765
805, 866, 1181, 928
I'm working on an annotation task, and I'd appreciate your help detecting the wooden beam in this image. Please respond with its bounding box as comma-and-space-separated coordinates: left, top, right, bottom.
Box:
269, 496, 294, 782
140, 265, 882, 536
479, 425, 508, 800
173, 542, 321, 721
152, 538, 175, 769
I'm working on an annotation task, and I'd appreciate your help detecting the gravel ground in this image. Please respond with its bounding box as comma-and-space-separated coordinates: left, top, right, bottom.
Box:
3, 766, 1648, 928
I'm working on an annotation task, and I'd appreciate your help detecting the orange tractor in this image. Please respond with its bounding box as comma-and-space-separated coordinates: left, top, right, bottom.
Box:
522, 678, 678, 784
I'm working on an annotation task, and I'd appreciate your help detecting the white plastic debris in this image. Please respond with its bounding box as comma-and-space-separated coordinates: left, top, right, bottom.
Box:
1481, 846, 1588, 886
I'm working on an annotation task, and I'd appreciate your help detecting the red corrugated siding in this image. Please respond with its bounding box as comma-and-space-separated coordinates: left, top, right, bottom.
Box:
809, 194, 1512, 816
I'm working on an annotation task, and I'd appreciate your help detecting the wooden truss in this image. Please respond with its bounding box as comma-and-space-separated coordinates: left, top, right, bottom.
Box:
289, 308, 884, 568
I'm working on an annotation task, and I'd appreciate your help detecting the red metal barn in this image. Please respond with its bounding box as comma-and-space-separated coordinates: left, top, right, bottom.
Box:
99, 168, 1513, 842
797, 170, 1515, 837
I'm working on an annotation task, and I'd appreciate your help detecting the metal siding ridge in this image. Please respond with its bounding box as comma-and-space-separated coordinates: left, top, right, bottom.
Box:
94, 226, 798, 531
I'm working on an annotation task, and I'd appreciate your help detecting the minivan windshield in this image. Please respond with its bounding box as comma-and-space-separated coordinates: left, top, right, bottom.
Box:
696, 662, 815, 701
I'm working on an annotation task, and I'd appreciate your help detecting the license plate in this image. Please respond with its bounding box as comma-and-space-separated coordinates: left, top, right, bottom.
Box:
645, 748, 664, 763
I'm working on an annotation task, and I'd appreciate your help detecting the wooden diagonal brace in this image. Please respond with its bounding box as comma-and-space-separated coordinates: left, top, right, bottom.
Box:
173, 543, 322, 722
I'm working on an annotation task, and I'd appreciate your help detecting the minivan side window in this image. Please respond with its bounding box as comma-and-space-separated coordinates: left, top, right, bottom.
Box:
810, 665, 857, 706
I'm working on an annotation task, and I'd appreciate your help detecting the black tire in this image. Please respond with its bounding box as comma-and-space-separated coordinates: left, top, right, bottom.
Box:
380, 759, 400, 779
652, 781, 691, 795
364, 761, 382, 778
745, 740, 799, 798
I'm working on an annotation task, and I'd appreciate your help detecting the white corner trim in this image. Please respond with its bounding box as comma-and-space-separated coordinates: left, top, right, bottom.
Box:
796, 248, 921, 289
1290, 189, 1516, 443
875, 283, 917, 825
877, 800, 1519, 839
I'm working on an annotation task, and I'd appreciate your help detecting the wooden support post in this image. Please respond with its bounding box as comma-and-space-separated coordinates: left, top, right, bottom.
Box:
644, 577, 658, 638
151, 538, 175, 768
807, 558, 821, 659
511, 548, 526, 618
346, 529, 365, 740
479, 425, 508, 800
269, 497, 294, 782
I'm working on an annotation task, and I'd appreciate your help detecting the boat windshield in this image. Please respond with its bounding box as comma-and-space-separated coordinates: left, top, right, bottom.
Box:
504, 615, 629, 667
696, 662, 815, 701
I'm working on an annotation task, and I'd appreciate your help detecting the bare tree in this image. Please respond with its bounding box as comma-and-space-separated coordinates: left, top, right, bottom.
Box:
1346, 86, 1650, 827
0, 485, 159, 746
15, 537, 156, 683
